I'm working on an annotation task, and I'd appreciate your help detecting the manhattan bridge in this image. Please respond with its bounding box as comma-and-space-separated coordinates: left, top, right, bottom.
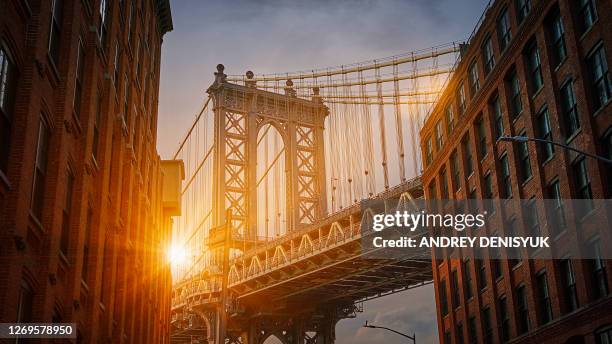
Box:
169, 42, 463, 344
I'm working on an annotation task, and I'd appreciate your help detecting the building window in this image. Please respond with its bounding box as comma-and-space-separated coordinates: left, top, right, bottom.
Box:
491, 247, 502, 279
440, 169, 449, 199
31, 118, 51, 221
482, 307, 493, 344
560, 258, 579, 313
524, 198, 540, 236
98, 0, 108, 47
100, 238, 111, 306
484, 172, 493, 199
603, 128, 612, 196
484, 172, 495, 213
482, 36, 495, 75
127, 1, 134, 46
425, 136, 433, 166
516, 284, 530, 334
435, 120, 444, 150
500, 153, 512, 198
497, 8, 512, 51
16, 282, 34, 323
587, 45, 612, 111
548, 9, 567, 67
73, 39, 85, 119
560, 80, 580, 137
536, 271, 553, 324
440, 279, 449, 317
507, 69, 522, 117
537, 107, 554, 161
443, 331, 451, 344
499, 296, 510, 342
92, 94, 102, 162
456, 322, 465, 344
526, 42, 543, 93
457, 82, 466, 115
82, 207, 93, 283
59, 170, 74, 255
572, 157, 593, 216
516, 0, 531, 24
469, 60, 480, 96
451, 269, 460, 309
463, 258, 473, 299
468, 316, 478, 343
451, 151, 461, 191
476, 117, 487, 160
548, 180, 566, 234
588, 239, 609, 300
517, 131, 532, 182
113, 41, 120, 84
596, 326, 612, 344
578, 0, 597, 34
491, 95, 504, 140
0, 47, 17, 174
506, 217, 521, 267
476, 256, 487, 291
48, 0, 64, 65
445, 104, 455, 135
123, 74, 129, 123
462, 135, 473, 177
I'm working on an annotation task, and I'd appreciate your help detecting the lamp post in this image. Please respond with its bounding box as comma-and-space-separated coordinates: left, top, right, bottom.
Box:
499, 136, 612, 165
363, 321, 416, 343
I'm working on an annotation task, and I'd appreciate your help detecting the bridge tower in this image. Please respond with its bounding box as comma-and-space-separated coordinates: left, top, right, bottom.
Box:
209, 64, 328, 241
204, 64, 330, 343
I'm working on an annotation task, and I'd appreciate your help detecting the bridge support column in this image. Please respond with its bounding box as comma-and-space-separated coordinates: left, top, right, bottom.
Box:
316, 315, 337, 344
291, 319, 305, 344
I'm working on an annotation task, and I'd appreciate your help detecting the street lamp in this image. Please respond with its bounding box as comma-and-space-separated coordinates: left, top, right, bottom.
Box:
363, 321, 416, 343
499, 136, 612, 165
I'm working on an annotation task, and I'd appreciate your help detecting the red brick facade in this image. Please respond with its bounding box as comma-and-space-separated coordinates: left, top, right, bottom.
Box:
0, 0, 174, 342
420, 0, 612, 343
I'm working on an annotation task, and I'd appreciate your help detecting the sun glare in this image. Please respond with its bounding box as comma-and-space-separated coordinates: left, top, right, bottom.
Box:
167, 244, 188, 268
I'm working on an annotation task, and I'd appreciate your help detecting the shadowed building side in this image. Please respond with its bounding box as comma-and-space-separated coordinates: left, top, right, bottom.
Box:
0, 0, 176, 342
420, 0, 612, 343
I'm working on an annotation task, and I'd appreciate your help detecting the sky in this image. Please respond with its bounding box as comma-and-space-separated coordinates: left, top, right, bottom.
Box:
157, 0, 488, 342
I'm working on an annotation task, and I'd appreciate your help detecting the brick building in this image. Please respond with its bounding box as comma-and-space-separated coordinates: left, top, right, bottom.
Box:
0, 0, 180, 343
420, 0, 612, 343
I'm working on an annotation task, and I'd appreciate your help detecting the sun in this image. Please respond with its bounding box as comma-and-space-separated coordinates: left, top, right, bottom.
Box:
167, 244, 188, 268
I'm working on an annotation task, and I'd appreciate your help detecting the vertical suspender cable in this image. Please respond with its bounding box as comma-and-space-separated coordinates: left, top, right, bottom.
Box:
393, 60, 406, 182
375, 62, 390, 189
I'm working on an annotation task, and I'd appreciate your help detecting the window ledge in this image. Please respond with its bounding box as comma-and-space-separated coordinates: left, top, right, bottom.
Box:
531, 86, 544, 100
565, 129, 583, 146
511, 262, 523, 271
553, 229, 567, 241
579, 20, 598, 42
46, 53, 61, 85
520, 176, 534, 188
541, 155, 555, 167
0, 170, 11, 191
592, 98, 612, 118
512, 110, 524, 124
28, 210, 45, 234
553, 57, 568, 72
